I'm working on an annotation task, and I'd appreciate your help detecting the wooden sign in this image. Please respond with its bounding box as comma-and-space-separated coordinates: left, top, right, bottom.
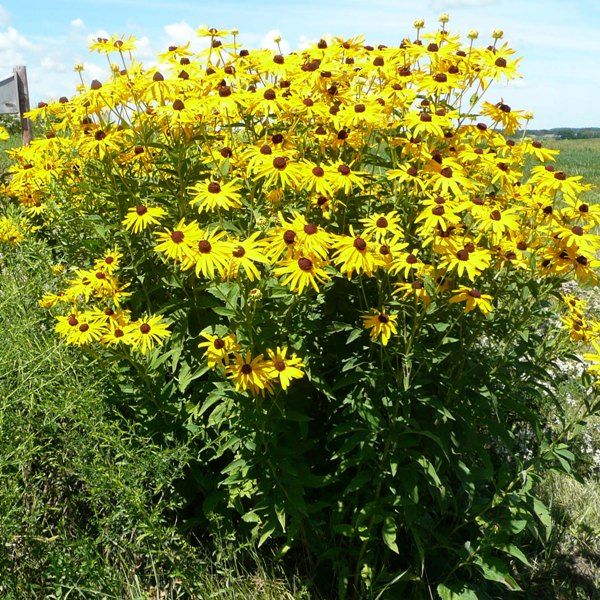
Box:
0, 74, 19, 115
0, 66, 32, 145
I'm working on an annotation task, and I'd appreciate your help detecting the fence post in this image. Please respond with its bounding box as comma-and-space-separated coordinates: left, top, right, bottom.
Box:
14, 66, 32, 145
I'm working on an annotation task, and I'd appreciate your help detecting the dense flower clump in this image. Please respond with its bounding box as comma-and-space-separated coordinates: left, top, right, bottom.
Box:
2, 18, 599, 596
4, 23, 599, 379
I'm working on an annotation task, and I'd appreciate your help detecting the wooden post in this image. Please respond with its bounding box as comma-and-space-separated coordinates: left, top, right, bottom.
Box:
14, 66, 32, 145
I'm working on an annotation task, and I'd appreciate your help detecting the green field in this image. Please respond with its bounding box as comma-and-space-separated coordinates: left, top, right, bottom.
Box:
549, 138, 600, 196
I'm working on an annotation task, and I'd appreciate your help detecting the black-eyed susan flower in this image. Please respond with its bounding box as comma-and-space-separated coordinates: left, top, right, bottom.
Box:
449, 286, 493, 315
440, 246, 491, 281
226, 350, 273, 394
125, 315, 171, 354
122, 205, 166, 233
180, 229, 231, 279
331, 229, 376, 279
360, 211, 403, 243
155, 219, 202, 263
361, 309, 398, 346
274, 256, 329, 294
266, 347, 305, 390
199, 332, 240, 368
225, 233, 269, 281
189, 180, 243, 213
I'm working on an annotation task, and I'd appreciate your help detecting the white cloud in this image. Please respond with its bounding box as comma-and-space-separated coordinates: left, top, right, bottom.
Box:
260, 29, 291, 54
40, 56, 66, 73
0, 4, 9, 27
70, 18, 85, 29
164, 20, 195, 45
163, 20, 209, 53
0, 26, 33, 70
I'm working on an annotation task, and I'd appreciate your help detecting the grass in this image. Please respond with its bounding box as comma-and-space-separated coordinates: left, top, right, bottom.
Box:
0, 240, 307, 599
548, 138, 600, 201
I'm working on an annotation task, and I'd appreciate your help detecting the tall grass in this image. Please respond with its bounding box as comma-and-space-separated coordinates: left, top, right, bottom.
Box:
0, 239, 307, 599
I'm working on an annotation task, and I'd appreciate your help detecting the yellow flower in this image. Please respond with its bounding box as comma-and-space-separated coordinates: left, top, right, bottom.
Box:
360, 211, 403, 243
441, 246, 491, 282
198, 332, 240, 368
225, 233, 269, 281
122, 205, 166, 233
155, 219, 202, 263
189, 180, 243, 213
449, 286, 494, 315
361, 309, 398, 346
266, 347, 305, 390
274, 256, 330, 294
226, 350, 274, 394
180, 229, 231, 279
125, 315, 171, 354
331, 230, 377, 279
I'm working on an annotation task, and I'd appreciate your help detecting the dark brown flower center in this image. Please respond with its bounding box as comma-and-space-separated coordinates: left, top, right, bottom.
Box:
114, 329, 124, 338
198, 240, 212, 253
554, 171, 567, 180
432, 205, 445, 216
494, 57, 507, 68
105, 256, 114, 264
68, 315, 78, 326
298, 257, 313, 271
379, 244, 390, 255
434, 73, 447, 82
79, 323, 90, 332
517, 241, 528, 250
208, 181, 221, 193
214, 338, 225, 349
274, 359, 286, 371
456, 249, 470, 261
354, 103, 366, 113
440, 167, 453, 178
406, 254, 418, 264
312, 166, 324, 177
136, 205, 148, 215
172, 99, 185, 111
579, 204, 589, 213
263, 89, 276, 100
469, 288, 482, 298
304, 223, 318, 235
353, 237, 367, 251
338, 164, 351, 175
378, 313, 389, 324
572, 226, 584, 236
283, 230, 296, 244
232, 246, 246, 258
241, 363, 252, 374
490, 210, 502, 221
376, 217, 388, 228
140, 323, 151, 334
171, 230, 184, 243
420, 112, 432, 122
407, 166, 418, 177
273, 157, 287, 170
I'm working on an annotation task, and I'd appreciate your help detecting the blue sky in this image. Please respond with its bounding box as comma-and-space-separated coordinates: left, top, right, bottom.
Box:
1, 0, 598, 128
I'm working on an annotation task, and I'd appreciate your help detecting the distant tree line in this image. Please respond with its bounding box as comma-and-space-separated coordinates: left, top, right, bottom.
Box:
522, 127, 600, 139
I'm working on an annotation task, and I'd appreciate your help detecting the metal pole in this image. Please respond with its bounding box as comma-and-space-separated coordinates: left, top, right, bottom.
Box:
14, 66, 32, 145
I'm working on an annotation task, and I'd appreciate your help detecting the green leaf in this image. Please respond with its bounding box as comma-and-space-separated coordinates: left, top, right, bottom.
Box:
382, 517, 399, 554
437, 582, 478, 600
499, 542, 531, 567
474, 554, 521, 591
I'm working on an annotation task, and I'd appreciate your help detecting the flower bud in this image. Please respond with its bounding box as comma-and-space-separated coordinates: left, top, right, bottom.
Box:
492, 29, 504, 39
74, 63, 84, 72
467, 29, 479, 40
413, 19, 425, 29
438, 13, 450, 24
